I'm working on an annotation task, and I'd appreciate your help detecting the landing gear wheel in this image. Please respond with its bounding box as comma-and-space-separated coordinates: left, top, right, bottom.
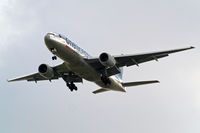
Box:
74, 86, 78, 91
101, 76, 111, 85
52, 56, 57, 60
66, 82, 78, 92
71, 82, 78, 91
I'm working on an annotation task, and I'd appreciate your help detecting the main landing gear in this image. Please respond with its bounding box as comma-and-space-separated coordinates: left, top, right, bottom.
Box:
101, 76, 111, 85
66, 82, 78, 92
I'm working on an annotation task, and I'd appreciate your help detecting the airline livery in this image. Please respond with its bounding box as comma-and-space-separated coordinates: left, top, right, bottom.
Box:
8, 32, 194, 94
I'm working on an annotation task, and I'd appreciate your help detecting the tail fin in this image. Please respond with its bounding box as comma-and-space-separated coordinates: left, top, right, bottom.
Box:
122, 80, 159, 87
115, 67, 123, 80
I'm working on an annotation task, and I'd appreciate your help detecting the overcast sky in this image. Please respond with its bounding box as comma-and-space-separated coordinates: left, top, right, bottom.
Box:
0, 0, 200, 133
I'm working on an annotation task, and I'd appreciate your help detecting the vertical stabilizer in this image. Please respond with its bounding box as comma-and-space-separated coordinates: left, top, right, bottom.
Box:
115, 67, 123, 81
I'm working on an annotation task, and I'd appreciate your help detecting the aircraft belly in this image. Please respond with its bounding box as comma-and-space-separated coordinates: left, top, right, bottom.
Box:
70, 64, 100, 81
53, 43, 100, 81
48, 41, 124, 90
54, 43, 124, 90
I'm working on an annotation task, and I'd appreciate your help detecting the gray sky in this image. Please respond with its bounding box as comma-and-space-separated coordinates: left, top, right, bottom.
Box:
0, 0, 200, 133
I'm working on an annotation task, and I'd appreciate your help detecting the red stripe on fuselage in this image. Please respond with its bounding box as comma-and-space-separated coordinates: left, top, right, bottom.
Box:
65, 45, 74, 52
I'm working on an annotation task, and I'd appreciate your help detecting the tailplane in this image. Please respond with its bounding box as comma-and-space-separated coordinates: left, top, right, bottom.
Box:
93, 88, 109, 94
122, 80, 159, 87
93, 80, 159, 94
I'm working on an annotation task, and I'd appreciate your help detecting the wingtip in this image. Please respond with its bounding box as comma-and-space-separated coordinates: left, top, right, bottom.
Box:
7, 78, 16, 82
7, 80, 13, 82
190, 46, 195, 49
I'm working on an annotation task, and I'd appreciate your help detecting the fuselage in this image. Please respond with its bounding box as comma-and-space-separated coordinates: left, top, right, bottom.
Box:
44, 32, 126, 92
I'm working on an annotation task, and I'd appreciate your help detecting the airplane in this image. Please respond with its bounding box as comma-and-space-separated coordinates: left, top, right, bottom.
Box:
8, 32, 194, 94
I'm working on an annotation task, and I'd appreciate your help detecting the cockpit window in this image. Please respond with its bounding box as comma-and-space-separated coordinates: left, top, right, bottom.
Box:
48, 32, 60, 37
49, 32, 67, 40
59, 34, 67, 39
48, 32, 55, 35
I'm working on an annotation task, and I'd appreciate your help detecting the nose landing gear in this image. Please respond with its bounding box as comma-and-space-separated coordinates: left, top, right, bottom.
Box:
52, 56, 57, 60
50, 48, 57, 60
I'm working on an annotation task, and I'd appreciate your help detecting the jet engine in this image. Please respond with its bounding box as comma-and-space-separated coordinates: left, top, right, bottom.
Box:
99, 52, 116, 67
38, 64, 54, 79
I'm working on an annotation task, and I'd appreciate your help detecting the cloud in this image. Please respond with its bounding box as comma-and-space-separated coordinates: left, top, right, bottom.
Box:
0, 0, 41, 67
0, 0, 39, 49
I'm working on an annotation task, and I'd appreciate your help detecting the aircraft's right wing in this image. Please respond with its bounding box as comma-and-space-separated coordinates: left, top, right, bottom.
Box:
8, 63, 82, 83
8, 72, 48, 82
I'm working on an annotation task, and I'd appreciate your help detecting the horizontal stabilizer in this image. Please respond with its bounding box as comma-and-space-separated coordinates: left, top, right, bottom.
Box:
122, 80, 159, 87
93, 88, 110, 94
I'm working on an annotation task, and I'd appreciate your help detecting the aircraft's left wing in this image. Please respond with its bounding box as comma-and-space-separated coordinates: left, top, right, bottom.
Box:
85, 46, 194, 76
114, 46, 194, 67
8, 63, 82, 82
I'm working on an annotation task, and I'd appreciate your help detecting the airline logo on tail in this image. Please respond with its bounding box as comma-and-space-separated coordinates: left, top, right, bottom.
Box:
114, 67, 123, 81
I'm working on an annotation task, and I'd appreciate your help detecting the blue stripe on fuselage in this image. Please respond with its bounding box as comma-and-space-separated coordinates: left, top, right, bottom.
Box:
57, 33, 92, 58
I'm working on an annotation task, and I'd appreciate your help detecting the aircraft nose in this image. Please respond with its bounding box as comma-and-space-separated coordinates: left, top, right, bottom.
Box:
44, 33, 51, 43
44, 33, 55, 49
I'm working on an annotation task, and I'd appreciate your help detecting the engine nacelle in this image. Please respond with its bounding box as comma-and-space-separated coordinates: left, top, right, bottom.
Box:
38, 64, 54, 79
99, 52, 116, 67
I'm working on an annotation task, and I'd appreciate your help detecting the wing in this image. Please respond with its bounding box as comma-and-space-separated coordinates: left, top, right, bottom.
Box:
115, 46, 194, 67
8, 63, 82, 83
8, 72, 48, 82
85, 46, 194, 73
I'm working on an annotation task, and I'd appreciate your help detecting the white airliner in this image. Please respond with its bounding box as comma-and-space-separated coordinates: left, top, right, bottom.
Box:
8, 32, 194, 94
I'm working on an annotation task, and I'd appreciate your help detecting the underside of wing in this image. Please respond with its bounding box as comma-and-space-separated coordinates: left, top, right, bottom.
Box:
85, 46, 194, 72
115, 46, 194, 67
7, 73, 50, 82
8, 62, 82, 83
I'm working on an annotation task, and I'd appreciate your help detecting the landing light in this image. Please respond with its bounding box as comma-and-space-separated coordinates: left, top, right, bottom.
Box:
51, 48, 57, 53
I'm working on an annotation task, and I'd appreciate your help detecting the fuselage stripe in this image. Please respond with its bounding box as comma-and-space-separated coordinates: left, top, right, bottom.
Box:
65, 45, 74, 52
